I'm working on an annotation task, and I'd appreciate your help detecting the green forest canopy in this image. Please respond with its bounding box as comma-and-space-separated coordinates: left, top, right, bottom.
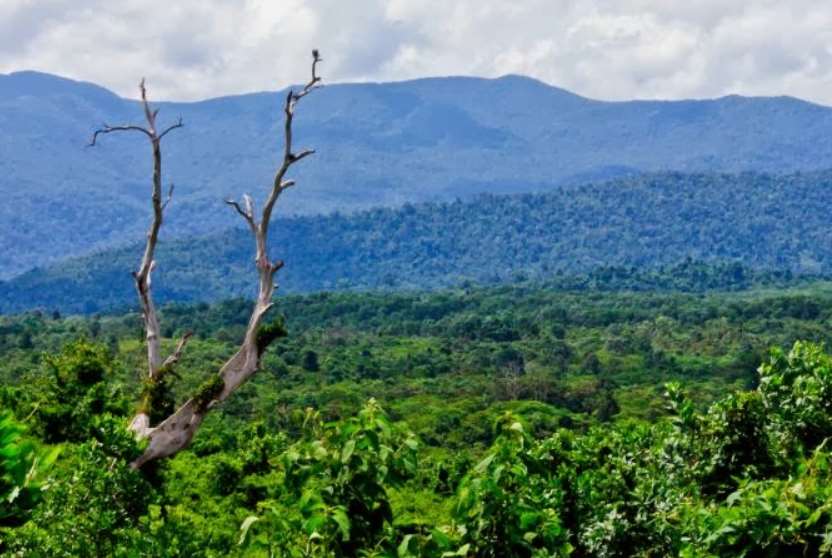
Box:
5, 170, 832, 314
4, 281, 832, 554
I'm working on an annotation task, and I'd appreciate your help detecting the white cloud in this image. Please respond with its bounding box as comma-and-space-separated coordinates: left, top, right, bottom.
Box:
3, 0, 832, 104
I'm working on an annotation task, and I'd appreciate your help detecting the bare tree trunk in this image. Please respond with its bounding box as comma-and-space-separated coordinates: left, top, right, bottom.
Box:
126, 51, 324, 469
89, 81, 185, 439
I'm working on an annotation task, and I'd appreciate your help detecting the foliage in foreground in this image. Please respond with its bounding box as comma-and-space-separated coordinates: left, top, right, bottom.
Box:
3, 336, 832, 556
0, 413, 57, 528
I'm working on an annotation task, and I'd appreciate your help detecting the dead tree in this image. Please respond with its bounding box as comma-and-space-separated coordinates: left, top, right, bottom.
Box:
89, 79, 186, 443
90, 51, 323, 468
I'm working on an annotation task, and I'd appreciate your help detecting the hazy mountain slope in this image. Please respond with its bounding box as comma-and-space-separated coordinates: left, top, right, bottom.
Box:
4, 71, 832, 277
3, 171, 832, 314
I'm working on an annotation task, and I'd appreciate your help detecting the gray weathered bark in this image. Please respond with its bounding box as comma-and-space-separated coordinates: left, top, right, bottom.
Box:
90, 80, 185, 439
123, 51, 323, 469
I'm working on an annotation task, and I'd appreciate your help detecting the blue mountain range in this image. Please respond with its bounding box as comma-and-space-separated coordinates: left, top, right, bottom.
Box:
3, 70, 832, 280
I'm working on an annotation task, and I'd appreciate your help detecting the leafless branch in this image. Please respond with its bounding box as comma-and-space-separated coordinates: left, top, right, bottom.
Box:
290, 148, 315, 163
259, 51, 323, 238
161, 183, 175, 211
159, 117, 184, 140
294, 49, 323, 101
89, 124, 152, 146
140, 78, 156, 132
162, 332, 193, 369
225, 199, 248, 219
225, 197, 257, 232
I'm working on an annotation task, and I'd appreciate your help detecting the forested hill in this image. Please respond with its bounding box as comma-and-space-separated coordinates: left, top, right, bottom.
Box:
5, 70, 832, 277
2, 170, 832, 314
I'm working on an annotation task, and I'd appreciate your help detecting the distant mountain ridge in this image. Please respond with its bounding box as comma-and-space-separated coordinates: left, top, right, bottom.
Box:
4, 70, 832, 278
4, 171, 832, 314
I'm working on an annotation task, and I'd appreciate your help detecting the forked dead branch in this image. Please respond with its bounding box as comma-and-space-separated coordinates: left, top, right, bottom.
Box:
89, 51, 323, 468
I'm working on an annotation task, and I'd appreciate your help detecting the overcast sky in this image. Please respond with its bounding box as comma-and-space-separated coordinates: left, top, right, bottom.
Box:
3, 0, 832, 104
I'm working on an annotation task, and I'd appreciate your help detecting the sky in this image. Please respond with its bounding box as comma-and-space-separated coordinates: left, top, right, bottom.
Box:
3, 0, 832, 104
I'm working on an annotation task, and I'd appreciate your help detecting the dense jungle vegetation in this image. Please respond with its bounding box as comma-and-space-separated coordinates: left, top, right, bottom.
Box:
6, 170, 832, 314
5, 277, 832, 555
